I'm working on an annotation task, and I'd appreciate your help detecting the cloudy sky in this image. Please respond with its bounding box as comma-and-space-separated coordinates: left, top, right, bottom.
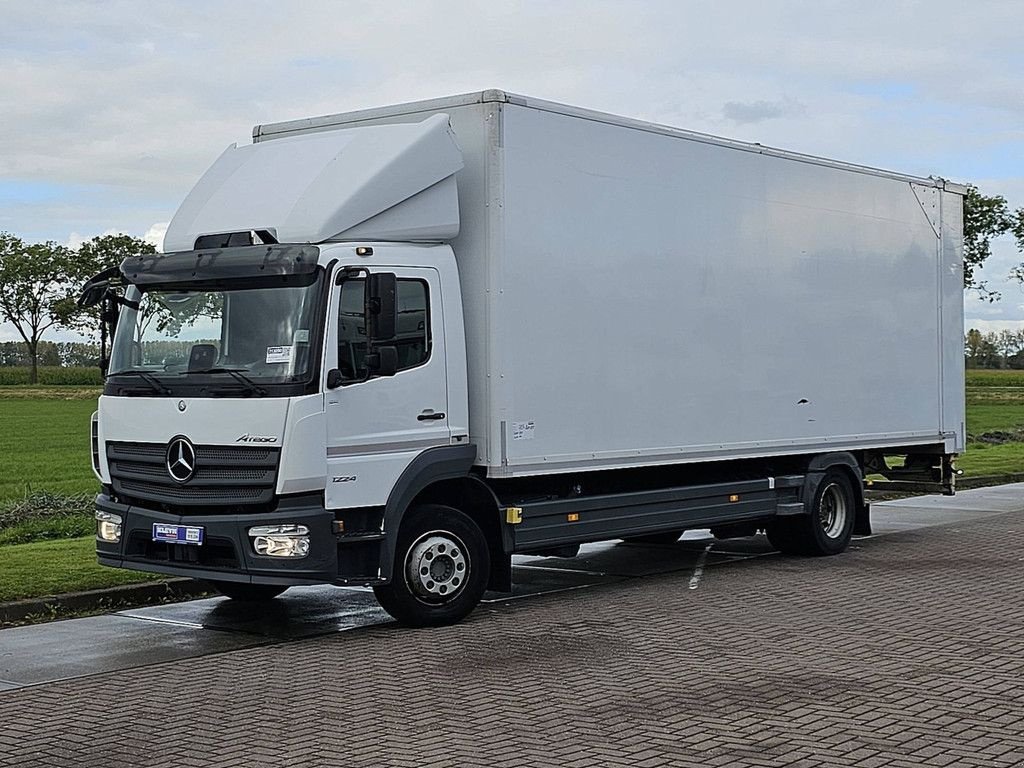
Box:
2, 0, 1022, 342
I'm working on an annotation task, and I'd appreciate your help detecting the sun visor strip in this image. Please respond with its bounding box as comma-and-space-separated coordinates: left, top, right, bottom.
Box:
120, 244, 321, 288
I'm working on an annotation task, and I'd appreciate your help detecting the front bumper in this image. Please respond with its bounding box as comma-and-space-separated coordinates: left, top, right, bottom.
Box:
94, 493, 337, 586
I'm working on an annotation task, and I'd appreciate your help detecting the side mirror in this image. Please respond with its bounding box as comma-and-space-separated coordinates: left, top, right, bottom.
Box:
326, 369, 344, 389
78, 266, 122, 308
366, 273, 397, 342
366, 346, 398, 377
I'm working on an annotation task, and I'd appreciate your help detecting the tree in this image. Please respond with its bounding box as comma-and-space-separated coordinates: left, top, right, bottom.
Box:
962, 185, 1024, 300
963, 186, 1012, 300
53, 234, 157, 340
0, 233, 75, 383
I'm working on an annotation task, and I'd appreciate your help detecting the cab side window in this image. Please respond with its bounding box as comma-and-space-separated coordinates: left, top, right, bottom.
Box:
338, 278, 430, 380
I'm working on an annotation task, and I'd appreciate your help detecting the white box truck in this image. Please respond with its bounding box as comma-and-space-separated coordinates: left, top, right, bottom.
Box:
80, 90, 966, 626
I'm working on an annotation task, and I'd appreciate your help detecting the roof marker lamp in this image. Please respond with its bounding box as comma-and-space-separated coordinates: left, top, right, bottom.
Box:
249, 524, 310, 558
96, 511, 122, 543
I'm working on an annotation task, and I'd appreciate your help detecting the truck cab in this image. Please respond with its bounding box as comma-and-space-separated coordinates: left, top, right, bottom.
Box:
90, 239, 490, 623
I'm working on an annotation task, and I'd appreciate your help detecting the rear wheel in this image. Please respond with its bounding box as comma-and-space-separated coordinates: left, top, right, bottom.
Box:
766, 469, 855, 556
373, 504, 490, 627
210, 581, 288, 601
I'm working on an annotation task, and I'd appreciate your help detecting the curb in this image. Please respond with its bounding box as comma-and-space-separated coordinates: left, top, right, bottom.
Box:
0, 578, 213, 625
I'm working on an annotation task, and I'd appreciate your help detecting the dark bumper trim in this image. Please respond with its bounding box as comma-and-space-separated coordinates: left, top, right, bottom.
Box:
95, 493, 338, 586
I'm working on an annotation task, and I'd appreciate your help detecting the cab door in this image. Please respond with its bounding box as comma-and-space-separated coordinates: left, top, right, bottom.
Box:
324, 266, 450, 509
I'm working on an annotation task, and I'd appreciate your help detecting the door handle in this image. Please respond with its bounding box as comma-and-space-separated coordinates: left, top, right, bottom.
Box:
418, 411, 446, 421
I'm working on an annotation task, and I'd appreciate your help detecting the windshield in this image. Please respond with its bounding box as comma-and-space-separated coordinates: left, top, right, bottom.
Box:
108, 277, 322, 385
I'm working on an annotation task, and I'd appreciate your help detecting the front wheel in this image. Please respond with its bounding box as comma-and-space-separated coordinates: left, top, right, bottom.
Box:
373, 504, 490, 627
766, 469, 856, 556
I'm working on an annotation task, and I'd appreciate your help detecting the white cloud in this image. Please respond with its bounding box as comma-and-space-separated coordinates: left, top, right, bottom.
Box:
1, 1, 1022, 199
144, 222, 168, 252
65, 227, 121, 251
65, 232, 86, 251
722, 98, 806, 125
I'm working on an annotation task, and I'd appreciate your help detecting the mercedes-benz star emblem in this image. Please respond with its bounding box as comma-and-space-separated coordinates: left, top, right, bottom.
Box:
166, 437, 196, 483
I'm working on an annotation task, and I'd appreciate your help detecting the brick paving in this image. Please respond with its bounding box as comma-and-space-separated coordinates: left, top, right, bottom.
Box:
2, 512, 1024, 767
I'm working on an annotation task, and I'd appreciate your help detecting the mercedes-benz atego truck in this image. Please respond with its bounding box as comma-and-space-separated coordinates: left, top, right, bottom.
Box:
80, 90, 966, 626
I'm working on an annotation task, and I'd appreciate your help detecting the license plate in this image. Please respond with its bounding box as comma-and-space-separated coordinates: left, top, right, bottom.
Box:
152, 523, 204, 546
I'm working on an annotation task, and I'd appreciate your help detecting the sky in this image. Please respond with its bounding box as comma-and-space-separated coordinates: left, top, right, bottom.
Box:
1, 0, 1023, 343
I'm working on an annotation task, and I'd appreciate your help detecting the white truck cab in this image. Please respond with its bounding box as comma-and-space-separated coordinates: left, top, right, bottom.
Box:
83, 91, 964, 626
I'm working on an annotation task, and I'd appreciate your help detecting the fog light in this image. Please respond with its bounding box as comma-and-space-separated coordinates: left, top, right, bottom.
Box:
249, 524, 310, 558
96, 511, 122, 542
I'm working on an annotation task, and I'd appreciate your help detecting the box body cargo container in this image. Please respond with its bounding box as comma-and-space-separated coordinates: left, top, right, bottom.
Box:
83, 90, 965, 626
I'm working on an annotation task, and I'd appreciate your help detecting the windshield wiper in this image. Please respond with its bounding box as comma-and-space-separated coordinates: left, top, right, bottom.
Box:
109, 370, 171, 395
190, 367, 267, 397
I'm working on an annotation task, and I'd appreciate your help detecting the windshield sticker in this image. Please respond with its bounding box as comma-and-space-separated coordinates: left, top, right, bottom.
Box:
512, 421, 535, 441
266, 346, 293, 364
293, 329, 310, 343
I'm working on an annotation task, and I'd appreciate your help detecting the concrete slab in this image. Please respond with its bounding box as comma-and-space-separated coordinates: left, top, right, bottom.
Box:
869, 485, 1024, 534
118, 585, 388, 638
0, 615, 265, 688
869, 504, 1017, 534
877, 483, 1024, 513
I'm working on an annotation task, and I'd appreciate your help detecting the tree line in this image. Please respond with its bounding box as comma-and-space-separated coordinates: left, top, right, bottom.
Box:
0, 340, 100, 367
2, 332, 1014, 370
965, 329, 1024, 369
0, 233, 155, 383
2, 185, 1024, 384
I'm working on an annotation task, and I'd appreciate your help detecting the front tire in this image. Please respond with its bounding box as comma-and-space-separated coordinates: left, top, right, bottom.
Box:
373, 504, 490, 627
209, 581, 288, 601
766, 469, 856, 556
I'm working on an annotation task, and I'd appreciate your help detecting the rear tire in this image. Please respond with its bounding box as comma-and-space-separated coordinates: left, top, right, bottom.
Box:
210, 581, 288, 601
766, 469, 855, 556
373, 504, 490, 628
623, 530, 684, 545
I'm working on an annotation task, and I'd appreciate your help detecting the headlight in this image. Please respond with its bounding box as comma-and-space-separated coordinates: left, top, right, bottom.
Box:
96, 511, 122, 542
249, 524, 310, 558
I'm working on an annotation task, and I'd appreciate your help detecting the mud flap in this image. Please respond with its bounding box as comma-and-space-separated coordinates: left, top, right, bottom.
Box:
854, 502, 872, 535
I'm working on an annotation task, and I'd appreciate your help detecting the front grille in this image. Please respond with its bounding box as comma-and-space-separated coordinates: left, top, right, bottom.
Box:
107, 441, 280, 509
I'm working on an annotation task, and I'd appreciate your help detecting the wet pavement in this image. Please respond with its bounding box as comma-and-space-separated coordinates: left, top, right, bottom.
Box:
1, 484, 1020, 694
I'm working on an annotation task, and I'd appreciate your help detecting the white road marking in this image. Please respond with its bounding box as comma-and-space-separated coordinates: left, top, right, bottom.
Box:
688, 543, 714, 590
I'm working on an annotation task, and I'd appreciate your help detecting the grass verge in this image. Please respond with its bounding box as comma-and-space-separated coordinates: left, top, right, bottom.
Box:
0, 537, 162, 603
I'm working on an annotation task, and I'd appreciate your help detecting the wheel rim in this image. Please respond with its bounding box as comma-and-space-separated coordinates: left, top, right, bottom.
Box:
818, 482, 849, 539
404, 530, 469, 603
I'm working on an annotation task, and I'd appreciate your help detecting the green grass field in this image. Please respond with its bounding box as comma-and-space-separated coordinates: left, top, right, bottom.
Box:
958, 370, 1024, 477
1, 394, 100, 501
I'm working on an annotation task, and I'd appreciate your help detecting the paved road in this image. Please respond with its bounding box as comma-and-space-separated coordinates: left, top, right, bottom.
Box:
1, 485, 1023, 766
